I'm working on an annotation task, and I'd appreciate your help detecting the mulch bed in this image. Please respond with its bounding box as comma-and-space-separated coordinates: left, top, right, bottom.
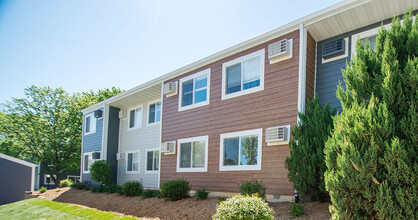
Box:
35, 187, 331, 220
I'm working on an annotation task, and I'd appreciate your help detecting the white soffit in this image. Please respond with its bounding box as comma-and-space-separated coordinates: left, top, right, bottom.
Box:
307, 0, 418, 41
107, 83, 161, 109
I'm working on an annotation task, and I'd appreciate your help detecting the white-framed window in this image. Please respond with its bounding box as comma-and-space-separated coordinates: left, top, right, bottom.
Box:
147, 100, 161, 125
128, 105, 143, 130
351, 23, 392, 58
84, 113, 97, 135
126, 151, 140, 173
44, 174, 57, 185
178, 69, 211, 111
219, 128, 262, 171
82, 152, 94, 173
177, 135, 209, 172
67, 175, 80, 183
222, 49, 265, 100
145, 148, 160, 174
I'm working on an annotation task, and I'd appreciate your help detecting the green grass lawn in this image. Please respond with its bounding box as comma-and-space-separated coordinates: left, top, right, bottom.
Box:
0, 198, 138, 220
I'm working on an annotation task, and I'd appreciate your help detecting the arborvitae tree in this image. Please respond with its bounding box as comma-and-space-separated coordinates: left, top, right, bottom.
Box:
324, 12, 417, 219
285, 97, 337, 200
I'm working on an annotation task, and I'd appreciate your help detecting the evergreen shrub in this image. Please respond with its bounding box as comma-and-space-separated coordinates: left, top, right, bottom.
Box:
160, 179, 190, 201
90, 160, 112, 186
285, 97, 336, 200
324, 12, 418, 219
121, 181, 143, 197
239, 180, 266, 199
195, 189, 210, 200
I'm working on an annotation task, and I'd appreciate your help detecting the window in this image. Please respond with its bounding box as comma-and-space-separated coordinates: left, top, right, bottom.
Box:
83, 153, 94, 173
222, 49, 265, 100
44, 174, 57, 185
84, 113, 96, 135
178, 69, 210, 111
177, 135, 208, 172
128, 105, 142, 130
145, 149, 159, 173
148, 101, 161, 124
219, 129, 262, 171
67, 175, 80, 183
351, 22, 391, 58
126, 151, 140, 173
361, 35, 377, 50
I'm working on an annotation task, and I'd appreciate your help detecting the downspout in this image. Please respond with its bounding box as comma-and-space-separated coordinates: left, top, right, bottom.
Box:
157, 82, 164, 189
295, 23, 307, 202
297, 23, 307, 122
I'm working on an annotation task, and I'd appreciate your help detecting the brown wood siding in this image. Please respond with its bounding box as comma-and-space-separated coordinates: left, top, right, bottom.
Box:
161, 30, 301, 195
306, 32, 316, 102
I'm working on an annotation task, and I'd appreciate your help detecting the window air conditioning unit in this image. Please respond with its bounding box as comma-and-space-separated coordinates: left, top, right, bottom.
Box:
161, 141, 176, 155
94, 109, 103, 118
92, 152, 101, 160
322, 38, 345, 59
163, 82, 178, 97
119, 110, 127, 119
116, 152, 125, 160
266, 125, 290, 146
268, 39, 292, 64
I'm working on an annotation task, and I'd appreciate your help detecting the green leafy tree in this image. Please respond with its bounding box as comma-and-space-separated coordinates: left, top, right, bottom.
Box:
324, 12, 417, 219
285, 97, 336, 201
0, 112, 23, 158
0, 86, 123, 186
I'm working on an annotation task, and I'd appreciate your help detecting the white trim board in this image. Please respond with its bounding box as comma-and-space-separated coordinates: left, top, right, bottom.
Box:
221, 49, 265, 100
178, 68, 211, 112
219, 128, 263, 171
147, 99, 162, 126
144, 148, 160, 174
176, 135, 209, 173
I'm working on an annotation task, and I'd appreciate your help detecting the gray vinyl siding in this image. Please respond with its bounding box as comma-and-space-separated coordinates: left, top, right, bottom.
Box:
82, 108, 104, 153
0, 158, 33, 205
107, 106, 120, 184
316, 35, 351, 112
315, 11, 415, 111
117, 99, 160, 188
81, 108, 103, 186
81, 173, 96, 186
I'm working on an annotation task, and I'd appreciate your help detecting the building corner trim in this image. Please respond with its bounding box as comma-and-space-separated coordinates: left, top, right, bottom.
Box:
297, 23, 307, 123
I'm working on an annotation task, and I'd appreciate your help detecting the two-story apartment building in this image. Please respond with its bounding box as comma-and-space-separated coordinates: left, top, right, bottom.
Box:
80, 0, 417, 199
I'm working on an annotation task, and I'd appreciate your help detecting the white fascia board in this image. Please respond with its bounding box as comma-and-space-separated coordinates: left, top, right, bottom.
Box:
0, 153, 37, 168
81, 103, 105, 114
81, 0, 369, 113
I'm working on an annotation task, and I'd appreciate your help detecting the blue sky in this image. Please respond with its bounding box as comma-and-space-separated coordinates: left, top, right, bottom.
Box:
0, 0, 341, 103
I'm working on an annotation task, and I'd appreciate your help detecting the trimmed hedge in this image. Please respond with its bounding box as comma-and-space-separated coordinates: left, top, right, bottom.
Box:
121, 181, 143, 197
160, 179, 190, 201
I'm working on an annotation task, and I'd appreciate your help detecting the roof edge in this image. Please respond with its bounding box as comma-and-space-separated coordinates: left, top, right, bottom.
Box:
82, 0, 368, 112
0, 153, 38, 168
